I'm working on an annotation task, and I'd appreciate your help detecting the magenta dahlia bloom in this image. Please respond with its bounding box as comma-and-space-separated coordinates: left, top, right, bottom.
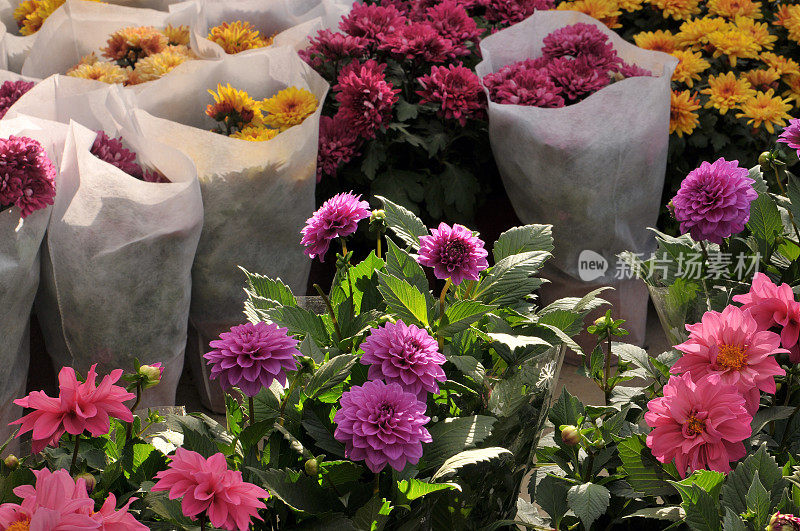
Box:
672, 305, 787, 413
153, 449, 269, 530
645, 372, 751, 477
547, 56, 611, 101
778, 118, 800, 158
205, 322, 299, 396
339, 3, 407, 45
335, 60, 399, 139
671, 158, 757, 244
768, 513, 800, 530
300, 30, 368, 69
0, 135, 56, 218
482, 0, 555, 26
0, 80, 34, 119
379, 22, 455, 63
733, 272, 800, 363
300, 191, 370, 261
426, 1, 483, 57
417, 222, 489, 284
360, 320, 446, 398
317, 114, 362, 181
417, 63, 486, 125
334, 380, 432, 473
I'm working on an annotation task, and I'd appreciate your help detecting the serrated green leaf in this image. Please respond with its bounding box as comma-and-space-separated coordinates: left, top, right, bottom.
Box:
353, 495, 392, 531
534, 473, 570, 529
446, 354, 486, 386
241, 267, 296, 306
377, 195, 427, 250
397, 479, 459, 502
264, 305, 329, 344
302, 401, 345, 458
751, 406, 796, 435
384, 238, 428, 293
248, 468, 343, 513
721, 445, 785, 515
474, 251, 550, 306
437, 300, 495, 336
493, 225, 554, 262
304, 354, 357, 399
431, 447, 511, 481
567, 482, 610, 530
548, 388, 585, 429
377, 272, 430, 326
618, 434, 677, 497
746, 471, 771, 530
722, 507, 748, 531
145, 491, 197, 527
748, 192, 783, 259
423, 415, 496, 471
683, 485, 721, 531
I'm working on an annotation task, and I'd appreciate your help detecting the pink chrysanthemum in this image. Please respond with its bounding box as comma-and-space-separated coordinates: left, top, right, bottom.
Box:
671, 158, 758, 244
0, 135, 56, 218
300, 30, 368, 69
0, 80, 34, 119
483, 60, 566, 107
778, 118, 800, 158
205, 322, 299, 397
152, 449, 269, 531
617, 61, 653, 77
426, 1, 483, 57
482, 0, 555, 26
542, 23, 622, 72
301, 191, 371, 261
339, 3, 407, 45
91, 131, 168, 183
547, 56, 611, 101
733, 272, 800, 363
417, 222, 489, 285
672, 305, 787, 413
417, 63, 486, 125
317, 114, 362, 182
334, 380, 432, 473
334, 60, 399, 139
11, 364, 135, 453
645, 373, 751, 477
360, 320, 446, 399
379, 22, 455, 63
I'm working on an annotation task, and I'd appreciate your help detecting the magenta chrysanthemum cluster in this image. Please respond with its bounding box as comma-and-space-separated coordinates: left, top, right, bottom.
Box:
481, 0, 555, 26
0, 135, 56, 218
91, 131, 168, 183
300, 191, 371, 261
334, 60, 400, 139
483, 23, 650, 108
0, 80, 34, 119
316, 115, 362, 182
417, 222, 489, 285
416, 63, 486, 126
205, 322, 300, 397
778, 118, 800, 158
670, 157, 757, 244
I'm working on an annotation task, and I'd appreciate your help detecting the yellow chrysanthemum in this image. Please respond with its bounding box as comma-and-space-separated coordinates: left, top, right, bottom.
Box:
647, 0, 702, 21
206, 83, 263, 126
617, 0, 644, 12
261, 87, 318, 131
207, 21, 273, 55
702, 72, 756, 114
707, 29, 761, 67
65, 52, 99, 74
557, 0, 622, 28
675, 16, 730, 49
783, 75, 800, 106
15, 0, 101, 36
230, 126, 280, 142
760, 52, 800, 77
102, 26, 169, 67
708, 0, 762, 19
161, 24, 190, 46
735, 89, 793, 133
670, 89, 701, 137
774, 4, 791, 27
670, 49, 710, 87
634, 30, 677, 53
128, 48, 193, 85
783, 5, 800, 43
734, 16, 776, 50
66, 62, 130, 85
13, 0, 38, 29
742, 68, 780, 91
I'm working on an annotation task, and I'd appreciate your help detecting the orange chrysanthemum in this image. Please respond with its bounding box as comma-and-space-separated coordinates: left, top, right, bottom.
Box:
774, 4, 792, 27
102, 26, 169, 67
742, 68, 780, 92
702, 72, 756, 114
670, 89, 701, 137
647, 0, 702, 21
783, 5, 800, 43
634, 30, 677, 53
617, 0, 644, 11
128, 47, 193, 85
735, 89, 793, 133
760, 52, 800, 77
734, 16, 776, 50
708, 0, 762, 19
161, 24, 190, 46
206, 83, 263, 129
66, 62, 130, 85
261, 87, 318, 131
675, 16, 730, 49
783, 75, 800, 106
707, 29, 761, 67
557, 0, 622, 28
207, 21, 273, 55
230, 126, 280, 142
671, 49, 710, 87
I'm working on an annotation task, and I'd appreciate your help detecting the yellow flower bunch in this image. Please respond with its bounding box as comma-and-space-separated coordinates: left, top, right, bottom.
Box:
207, 21, 275, 55
13, 0, 101, 36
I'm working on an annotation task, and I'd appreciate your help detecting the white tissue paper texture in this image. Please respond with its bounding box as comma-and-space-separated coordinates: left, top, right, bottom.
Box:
9, 77, 203, 407
130, 48, 327, 410
0, 115, 67, 444
476, 10, 677, 346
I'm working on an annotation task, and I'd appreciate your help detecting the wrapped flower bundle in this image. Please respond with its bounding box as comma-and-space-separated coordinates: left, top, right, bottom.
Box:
0, 79, 34, 118
90, 130, 168, 182
12, 0, 101, 36
0, 134, 56, 218
206, 20, 275, 55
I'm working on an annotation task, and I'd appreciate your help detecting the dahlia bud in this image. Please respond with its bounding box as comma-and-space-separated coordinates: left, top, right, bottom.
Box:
4, 454, 18, 470
369, 209, 386, 234
304, 458, 319, 476
76, 472, 96, 493
138, 363, 163, 389
759, 151, 772, 167
560, 425, 580, 446
767, 512, 800, 531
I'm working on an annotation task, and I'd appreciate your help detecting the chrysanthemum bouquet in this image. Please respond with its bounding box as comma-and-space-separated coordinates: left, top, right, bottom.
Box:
12, 0, 101, 36
206, 20, 275, 55
0, 134, 56, 218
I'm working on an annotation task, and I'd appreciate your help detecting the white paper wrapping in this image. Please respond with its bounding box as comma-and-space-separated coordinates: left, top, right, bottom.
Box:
130, 48, 327, 410
0, 115, 67, 446
8, 77, 203, 407
476, 10, 677, 345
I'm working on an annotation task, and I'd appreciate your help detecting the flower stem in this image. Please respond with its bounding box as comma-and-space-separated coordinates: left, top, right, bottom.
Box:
70, 434, 81, 475
603, 334, 612, 406
125, 383, 141, 440
313, 283, 342, 342
373, 472, 380, 495
376, 236, 382, 259
200, 514, 207, 531
439, 278, 452, 322
341, 239, 348, 256
278, 374, 303, 427
249, 396, 256, 427
698, 240, 713, 311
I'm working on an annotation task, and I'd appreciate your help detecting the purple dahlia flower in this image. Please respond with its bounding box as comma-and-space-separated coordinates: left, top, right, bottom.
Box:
671, 158, 757, 244
300, 192, 370, 261
0, 80, 34, 119
0, 135, 56, 218
204, 322, 299, 397
334, 380, 431, 473
360, 320, 446, 399
778, 118, 800, 158
417, 222, 489, 285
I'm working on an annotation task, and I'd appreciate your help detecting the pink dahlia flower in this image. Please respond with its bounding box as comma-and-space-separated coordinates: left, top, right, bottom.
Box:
339, 3, 407, 45
316, 114, 362, 182
0, 135, 56, 218
205, 321, 300, 397
733, 272, 800, 363
778, 118, 800, 158
482, 0, 555, 26
152, 449, 269, 531
0, 80, 34, 119
92, 492, 147, 530
417, 222, 489, 285
334, 380, 432, 473
672, 305, 787, 413
417, 63, 486, 126
426, 1, 483, 57
768, 512, 800, 530
300, 191, 371, 261
360, 320, 446, 399
300, 30, 368, 69
547, 56, 611, 101
645, 373, 751, 477
11, 364, 135, 453
334, 60, 399, 139
379, 22, 455, 63
671, 158, 757, 244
